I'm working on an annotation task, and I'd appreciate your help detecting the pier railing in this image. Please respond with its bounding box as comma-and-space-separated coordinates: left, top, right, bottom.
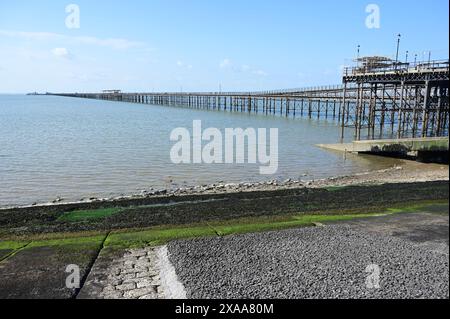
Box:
343, 59, 449, 77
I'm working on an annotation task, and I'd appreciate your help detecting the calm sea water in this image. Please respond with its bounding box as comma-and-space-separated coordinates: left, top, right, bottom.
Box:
0, 95, 402, 207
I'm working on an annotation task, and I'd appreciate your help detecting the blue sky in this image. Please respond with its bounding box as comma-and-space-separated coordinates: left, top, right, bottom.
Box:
0, 0, 448, 93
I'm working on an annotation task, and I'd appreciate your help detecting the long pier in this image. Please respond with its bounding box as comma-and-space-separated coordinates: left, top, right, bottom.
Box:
50, 58, 449, 141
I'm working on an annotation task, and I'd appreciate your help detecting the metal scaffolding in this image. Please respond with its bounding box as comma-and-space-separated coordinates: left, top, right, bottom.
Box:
341, 58, 449, 139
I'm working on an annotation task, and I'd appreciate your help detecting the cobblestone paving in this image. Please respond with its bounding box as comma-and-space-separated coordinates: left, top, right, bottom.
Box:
78, 247, 164, 299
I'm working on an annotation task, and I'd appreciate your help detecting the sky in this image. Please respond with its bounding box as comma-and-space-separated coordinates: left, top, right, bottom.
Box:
0, 0, 448, 93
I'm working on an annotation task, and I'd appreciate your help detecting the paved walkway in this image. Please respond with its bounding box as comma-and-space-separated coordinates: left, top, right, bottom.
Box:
78, 247, 164, 299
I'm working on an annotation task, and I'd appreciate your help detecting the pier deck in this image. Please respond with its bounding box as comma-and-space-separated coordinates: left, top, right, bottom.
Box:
317, 136, 449, 155
48, 58, 449, 141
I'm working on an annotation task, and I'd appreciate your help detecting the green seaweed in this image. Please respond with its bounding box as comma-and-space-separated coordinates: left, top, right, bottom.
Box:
2, 200, 447, 251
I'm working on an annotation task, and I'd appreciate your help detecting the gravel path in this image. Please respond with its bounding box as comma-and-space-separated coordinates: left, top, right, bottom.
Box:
167, 225, 449, 299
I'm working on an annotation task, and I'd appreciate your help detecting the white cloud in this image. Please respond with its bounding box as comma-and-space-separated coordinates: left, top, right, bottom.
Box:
0, 30, 58, 41
75, 36, 144, 50
220, 58, 267, 77
253, 69, 268, 77
176, 60, 193, 70
0, 29, 145, 50
52, 47, 70, 58
219, 58, 232, 69
241, 64, 250, 72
